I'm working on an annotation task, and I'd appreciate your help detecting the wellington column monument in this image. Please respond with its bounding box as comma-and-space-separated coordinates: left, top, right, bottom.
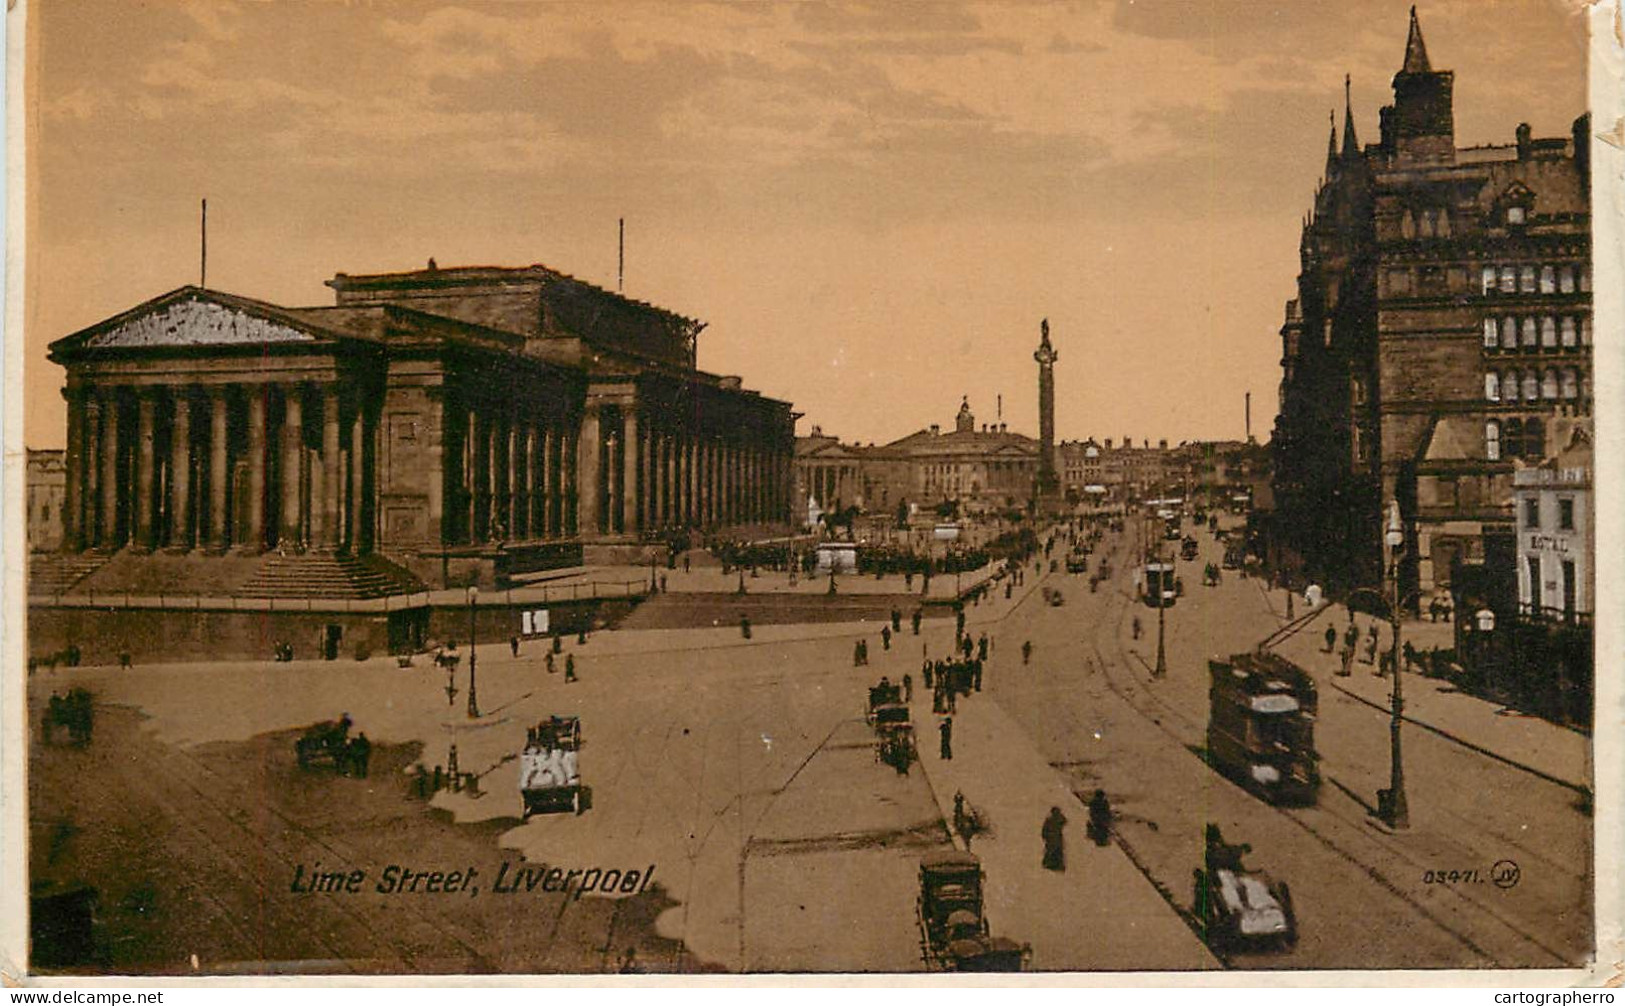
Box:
1034, 318, 1061, 505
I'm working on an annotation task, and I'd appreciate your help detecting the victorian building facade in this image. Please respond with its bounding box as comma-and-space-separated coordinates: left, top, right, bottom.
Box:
1271, 10, 1592, 599
45, 263, 797, 595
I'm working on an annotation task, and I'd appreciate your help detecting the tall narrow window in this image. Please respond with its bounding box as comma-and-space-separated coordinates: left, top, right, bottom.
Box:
1504, 419, 1523, 458
1559, 497, 1575, 531
1540, 265, 1556, 293
1580, 266, 1591, 292
1527, 555, 1542, 609
1502, 317, 1518, 349
1561, 316, 1577, 347
1483, 318, 1499, 347
1508, 206, 1527, 226
1520, 266, 1536, 292
1504, 371, 1519, 399
1561, 368, 1578, 399
1486, 420, 1502, 460
1485, 373, 1500, 401
1524, 497, 1541, 529
1522, 372, 1539, 401
1482, 266, 1498, 294
1522, 317, 1538, 348
1500, 266, 1517, 293
1581, 317, 1591, 345
1541, 316, 1557, 347
1559, 266, 1575, 293
1524, 418, 1545, 457
1542, 369, 1559, 399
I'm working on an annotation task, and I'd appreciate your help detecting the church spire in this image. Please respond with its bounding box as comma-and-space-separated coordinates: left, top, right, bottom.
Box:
1325, 109, 1339, 175
1401, 6, 1431, 74
1341, 74, 1360, 159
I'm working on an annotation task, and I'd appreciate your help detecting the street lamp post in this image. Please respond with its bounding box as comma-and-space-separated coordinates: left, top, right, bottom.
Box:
466, 585, 481, 719
1154, 537, 1168, 678
1382, 500, 1409, 830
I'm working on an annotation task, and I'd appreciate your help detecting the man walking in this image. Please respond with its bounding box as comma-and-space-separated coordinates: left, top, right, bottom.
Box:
939, 717, 953, 761
565, 654, 578, 683
1042, 806, 1067, 871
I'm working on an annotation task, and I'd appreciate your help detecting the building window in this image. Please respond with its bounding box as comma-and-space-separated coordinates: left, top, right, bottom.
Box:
1500, 266, 1517, 293
1501, 317, 1517, 349
1483, 318, 1498, 347
1508, 206, 1527, 226
1542, 369, 1558, 399
1541, 316, 1557, 348
1524, 417, 1545, 457
1484, 373, 1500, 401
1561, 368, 1578, 399
1561, 559, 1576, 617
1482, 266, 1498, 295
1486, 420, 1501, 460
1559, 316, 1576, 347
1388, 269, 1412, 295
1580, 266, 1591, 292
1503, 418, 1521, 458
1351, 378, 1365, 405
1540, 265, 1556, 293
1520, 265, 1536, 292
1581, 316, 1591, 345
1559, 497, 1575, 531
1522, 372, 1539, 401
1524, 497, 1541, 528
1527, 556, 1542, 608
1559, 266, 1575, 293
1521, 317, 1537, 348
1503, 371, 1518, 400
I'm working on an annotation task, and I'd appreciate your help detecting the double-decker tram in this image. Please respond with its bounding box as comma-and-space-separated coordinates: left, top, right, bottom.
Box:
1142, 561, 1177, 607
1206, 652, 1319, 805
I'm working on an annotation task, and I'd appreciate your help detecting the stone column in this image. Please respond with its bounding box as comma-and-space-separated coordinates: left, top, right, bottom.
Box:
578, 405, 601, 536
135, 390, 158, 551
565, 420, 580, 535
487, 413, 502, 539
469, 407, 485, 542
281, 385, 303, 550
321, 386, 341, 549
168, 389, 192, 549
538, 423, 554, 537
247, 389, 267, 550
622, 406, 640, 535
348, 405, 366, 552
208, 388, 230, 550
62, 387, 86, 551
521, 422, 537, 539
507, 419, 521, 539
101, 392, 122, 548
83, 394, 102, 547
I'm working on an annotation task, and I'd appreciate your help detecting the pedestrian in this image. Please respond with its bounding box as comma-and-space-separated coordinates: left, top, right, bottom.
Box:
546, 651, 556, 674
978, 634, 988, 662
923, 660, 934, 689
892, 609, 902, 633
933, 679, 945, 714
854, 640, 864, 668
939, 717, 953, 761
660, 574, 668, 593
740, 614, 752, 640
1286, 591, 1295, 618
510, 635, 520, 658
565, 654, 578, 682
1041, 806, 1067, 871
903, 673, 913, 703
973, 660, 982, 692
1022, 640, 1033, 665
1324, 625, 1337, 653
1133, 616, 1143, 641
881, 626, 892, 651
578, 629, 588, 645
350, 732, 372, 778
946, 683, 957, 714
912, 610, 922, 635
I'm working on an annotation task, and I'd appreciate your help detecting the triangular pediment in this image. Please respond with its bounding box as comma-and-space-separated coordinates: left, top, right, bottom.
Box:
49, 288, 346, 361
83, 296, 317, 349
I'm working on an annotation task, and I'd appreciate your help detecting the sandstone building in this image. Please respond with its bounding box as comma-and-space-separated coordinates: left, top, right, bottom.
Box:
1270, 10, 1592, 599
43, 262, 797, 598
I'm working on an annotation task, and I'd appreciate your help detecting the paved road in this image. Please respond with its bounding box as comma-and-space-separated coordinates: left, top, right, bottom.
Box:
985, 520, 1592, 969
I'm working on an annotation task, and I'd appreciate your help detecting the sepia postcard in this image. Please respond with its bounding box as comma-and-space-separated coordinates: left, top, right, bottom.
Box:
3, 0, 1621, 986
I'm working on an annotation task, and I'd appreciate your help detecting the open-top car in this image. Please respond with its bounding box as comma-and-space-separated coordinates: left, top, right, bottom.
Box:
1194, 826, 1297, 951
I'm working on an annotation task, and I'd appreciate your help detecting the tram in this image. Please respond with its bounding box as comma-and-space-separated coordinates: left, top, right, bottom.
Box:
1142, 561, 1178, 608
1206, 653, 1319, 805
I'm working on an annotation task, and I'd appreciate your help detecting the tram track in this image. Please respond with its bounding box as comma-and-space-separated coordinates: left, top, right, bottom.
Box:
1068, 534, 1582, 968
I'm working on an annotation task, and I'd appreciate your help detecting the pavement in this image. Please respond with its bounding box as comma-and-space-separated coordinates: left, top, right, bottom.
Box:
909, 677, 1218, 971
1255, 587, 1590, 793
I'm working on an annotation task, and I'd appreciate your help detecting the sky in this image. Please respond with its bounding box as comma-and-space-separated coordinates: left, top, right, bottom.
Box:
22, 0, 1588, 450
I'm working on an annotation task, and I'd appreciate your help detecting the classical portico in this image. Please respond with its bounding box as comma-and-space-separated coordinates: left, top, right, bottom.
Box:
48, 267, 797, 593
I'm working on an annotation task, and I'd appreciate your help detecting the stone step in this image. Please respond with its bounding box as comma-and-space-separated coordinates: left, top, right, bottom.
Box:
234, 552, 425, 600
